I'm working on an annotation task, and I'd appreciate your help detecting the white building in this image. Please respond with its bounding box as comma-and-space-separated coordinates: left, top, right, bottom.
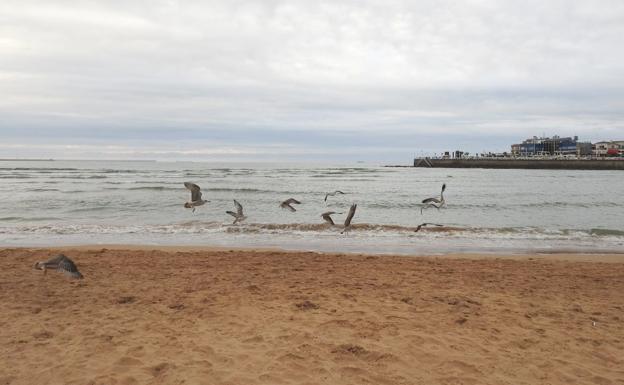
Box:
593, 141, 624, 157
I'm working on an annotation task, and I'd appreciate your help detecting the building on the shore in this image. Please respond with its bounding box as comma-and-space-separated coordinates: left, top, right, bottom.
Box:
435, 136, 624, 161
511, 135, 581, 156
593, 141, 624, 157
416, 136, 624, 167
593, 141, 611, 157
576, 141, 593, 156
509, 137, 624, 157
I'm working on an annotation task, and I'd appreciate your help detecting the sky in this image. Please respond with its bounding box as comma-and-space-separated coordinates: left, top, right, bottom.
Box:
1, 0, 624, 162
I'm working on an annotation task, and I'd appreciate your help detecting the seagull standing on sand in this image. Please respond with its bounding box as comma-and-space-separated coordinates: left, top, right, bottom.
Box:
321, 211, 342, 225
324, 190, 345, 202
414, 223, 444, 232
184, 182, 208, 212
341, 204, 357, 234
421, 183, 446, 214
33, 254, 83, 279
280, 198, 301, 212
226, 199, 247, 224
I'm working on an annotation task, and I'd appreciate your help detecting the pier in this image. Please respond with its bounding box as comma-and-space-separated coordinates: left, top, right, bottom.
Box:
412, 157, 624, 170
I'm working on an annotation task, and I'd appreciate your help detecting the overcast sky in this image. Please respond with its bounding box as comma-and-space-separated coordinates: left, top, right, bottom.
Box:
1, 0, 623, 162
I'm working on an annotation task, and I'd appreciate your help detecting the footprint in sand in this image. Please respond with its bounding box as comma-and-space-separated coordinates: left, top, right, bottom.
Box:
33, 331, 54, 340
295, 300, 319, 310
116, 296, 136, 304
149, 362, 175, 377
0, 376, 17, 385
125, 346, 145, 358
242, 335, 264, 343
115, 356, 144, 374
119, 376, 138, 385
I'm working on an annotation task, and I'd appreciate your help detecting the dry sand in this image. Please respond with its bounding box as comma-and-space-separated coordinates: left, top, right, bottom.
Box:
1, 246, 623, 385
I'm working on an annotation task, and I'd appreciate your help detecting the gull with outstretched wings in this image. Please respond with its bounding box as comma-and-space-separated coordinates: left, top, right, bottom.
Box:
280, 198, 301, 212
414, 223, 444, 232
226, 199, 247, 224
324, 190, 345, 202
421, 183, 446, 214
321, 211, 342, 225
184, 182, 208, 212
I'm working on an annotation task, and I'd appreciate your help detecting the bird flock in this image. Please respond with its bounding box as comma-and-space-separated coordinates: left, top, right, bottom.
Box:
184, 181, 447, 231
33, 182, 448, 280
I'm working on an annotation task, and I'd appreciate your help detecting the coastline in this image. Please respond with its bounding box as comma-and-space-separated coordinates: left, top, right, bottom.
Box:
2, 246, 623, 384
4, 244, 624, 263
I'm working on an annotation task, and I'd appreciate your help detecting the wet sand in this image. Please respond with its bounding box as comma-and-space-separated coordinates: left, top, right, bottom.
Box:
1, 246, 623, 385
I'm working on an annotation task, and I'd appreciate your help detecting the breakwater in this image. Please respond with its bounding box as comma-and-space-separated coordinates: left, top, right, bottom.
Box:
413, 158, 624, 170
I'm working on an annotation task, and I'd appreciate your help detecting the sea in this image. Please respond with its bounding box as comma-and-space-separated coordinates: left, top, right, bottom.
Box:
1, 160, 622, 255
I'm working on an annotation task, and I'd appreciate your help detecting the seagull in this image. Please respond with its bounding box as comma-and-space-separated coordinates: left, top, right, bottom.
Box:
340, 204, 357, 234
33, 254, 83, 279
280, 198, 301, 212
421, 183, 446, 214
321, 211, 342, 225
324, 190, 345, 202
226, 199, 247, 224
414, 223, 444, 232
184, 182, 208, 212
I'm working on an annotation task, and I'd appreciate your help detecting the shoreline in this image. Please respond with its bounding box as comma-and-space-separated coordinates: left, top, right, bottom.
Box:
5, 243, 624, 263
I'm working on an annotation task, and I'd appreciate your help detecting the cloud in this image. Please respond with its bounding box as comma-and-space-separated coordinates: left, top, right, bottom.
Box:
1, 0, 623, 160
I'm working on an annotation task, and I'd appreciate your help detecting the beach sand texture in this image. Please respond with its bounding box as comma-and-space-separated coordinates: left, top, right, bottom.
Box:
1, 247, 623, 385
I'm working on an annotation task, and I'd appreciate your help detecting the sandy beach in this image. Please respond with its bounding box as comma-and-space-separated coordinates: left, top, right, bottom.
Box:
1, 246, 623, 385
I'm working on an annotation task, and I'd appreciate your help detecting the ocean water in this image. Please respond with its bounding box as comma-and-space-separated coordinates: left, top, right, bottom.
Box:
1, 160, 622, 254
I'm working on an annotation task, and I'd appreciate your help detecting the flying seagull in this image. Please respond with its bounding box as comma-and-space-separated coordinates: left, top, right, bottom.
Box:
33, 254, 83, 279
184, 182, 208, 212
341, 204, 357, 234
280, 198, 301, 212
414, 223, 444, 232
320, 211, 342, 225
421, 183, 446, 214
324, 190, 345, 202
226, 199, 247, 224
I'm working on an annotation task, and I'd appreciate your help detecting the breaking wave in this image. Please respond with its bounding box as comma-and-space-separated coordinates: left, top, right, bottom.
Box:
3, 221, 623, 241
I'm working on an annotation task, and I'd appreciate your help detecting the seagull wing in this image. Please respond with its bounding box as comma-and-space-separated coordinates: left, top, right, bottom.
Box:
344, 204, 357, 227
56, 255, 83, 279
325, 191, 345, 202
226, 211, 238, 218
422, 197, 441, 204
281, 202, 296, 212
42, 254, 67, 265
234, 200, 244, 215
184, 182, 202, 201
321, 212, 335, 225
281, 198, 300, 212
